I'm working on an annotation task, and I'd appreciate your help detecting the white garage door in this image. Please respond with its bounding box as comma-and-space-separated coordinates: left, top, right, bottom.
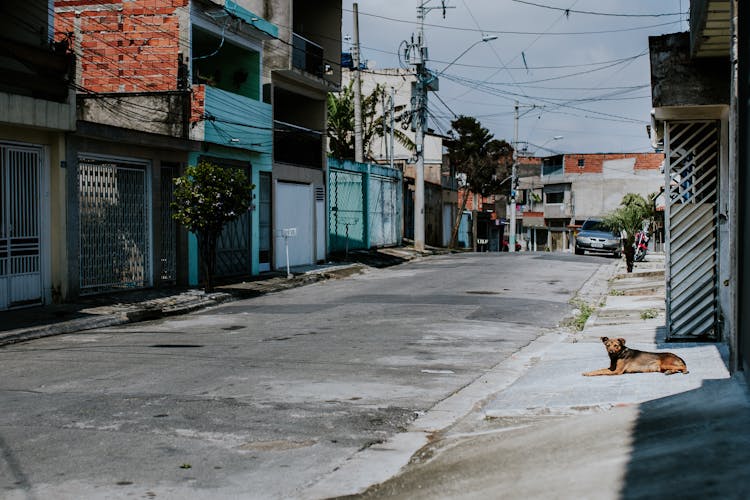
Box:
275, 182, 314, 269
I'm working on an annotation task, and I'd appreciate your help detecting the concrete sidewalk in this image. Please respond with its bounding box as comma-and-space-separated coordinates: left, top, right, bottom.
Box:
0, 246, 445, 347
485, 254, 735, 418
344, 253, 750, 499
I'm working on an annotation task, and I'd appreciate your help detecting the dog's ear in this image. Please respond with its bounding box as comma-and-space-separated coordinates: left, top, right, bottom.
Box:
617, 338, 626, 346
600, 336, 609, 343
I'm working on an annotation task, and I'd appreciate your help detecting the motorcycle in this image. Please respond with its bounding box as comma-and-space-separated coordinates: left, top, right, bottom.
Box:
634, 230, 649, 262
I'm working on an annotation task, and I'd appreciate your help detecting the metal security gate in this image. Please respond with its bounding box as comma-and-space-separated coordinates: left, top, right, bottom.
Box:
79, 157, 151, 294
329, 169, 365, 253
664, 121, 720, 339
0, 145, 43, 309
368, 175, 399, 247
215, 209, 251, 277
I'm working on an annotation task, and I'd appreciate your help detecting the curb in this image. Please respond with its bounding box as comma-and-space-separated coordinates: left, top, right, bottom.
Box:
0, 264, 368, 348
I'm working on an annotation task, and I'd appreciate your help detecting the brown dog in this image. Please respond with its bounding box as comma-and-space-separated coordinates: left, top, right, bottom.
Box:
583, 337, 688, 376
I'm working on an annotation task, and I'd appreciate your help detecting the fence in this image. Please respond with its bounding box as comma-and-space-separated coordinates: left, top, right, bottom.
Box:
328, 158, 402, 253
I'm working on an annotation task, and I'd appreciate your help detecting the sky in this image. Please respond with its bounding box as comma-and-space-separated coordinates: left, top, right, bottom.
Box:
341, 0, 690, 155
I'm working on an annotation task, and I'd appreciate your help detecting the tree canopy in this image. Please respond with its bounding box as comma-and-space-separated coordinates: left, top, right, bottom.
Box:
445, 116, 514, 198
445, 115, 514, 248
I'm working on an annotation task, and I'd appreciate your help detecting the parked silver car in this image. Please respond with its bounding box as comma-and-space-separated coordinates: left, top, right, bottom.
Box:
575, 219, 622, 257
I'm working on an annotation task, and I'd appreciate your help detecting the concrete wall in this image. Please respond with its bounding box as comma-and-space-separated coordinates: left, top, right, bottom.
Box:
251, 0, 341, 89
78, 93, 188, 138
0, 91, 76, 132
569, 173, 663, 221
649, 32, 730, 108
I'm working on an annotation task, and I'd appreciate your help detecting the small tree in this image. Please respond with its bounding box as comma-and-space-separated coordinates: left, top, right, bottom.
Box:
601, 193, 656, 273
172, 161, 254, 292
445, 116, 514, 249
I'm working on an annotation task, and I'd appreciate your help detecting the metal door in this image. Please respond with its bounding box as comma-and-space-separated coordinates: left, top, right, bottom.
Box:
0, 145, 42, 309
78, 157, 151, 294
275, 181, 313, 268
329, 169, 365, 253
215, 205, 251, 278
368, 175, 398, 247
664, 121, 720, 339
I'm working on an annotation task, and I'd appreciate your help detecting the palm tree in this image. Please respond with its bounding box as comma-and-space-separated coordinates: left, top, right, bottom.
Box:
327, 82, 415, 161
601, 193, 657, 272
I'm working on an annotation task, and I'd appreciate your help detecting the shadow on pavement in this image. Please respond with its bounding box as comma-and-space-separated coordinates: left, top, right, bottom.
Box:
620, 377, 750, 499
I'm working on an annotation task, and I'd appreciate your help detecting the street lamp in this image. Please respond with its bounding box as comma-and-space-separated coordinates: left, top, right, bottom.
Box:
412, 34, 498, 252
541, 136, 564, 148
437, 34, 498, 76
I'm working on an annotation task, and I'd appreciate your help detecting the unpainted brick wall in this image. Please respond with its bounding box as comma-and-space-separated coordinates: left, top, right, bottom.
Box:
564, 153, 664, 175
55, 0, 188, 93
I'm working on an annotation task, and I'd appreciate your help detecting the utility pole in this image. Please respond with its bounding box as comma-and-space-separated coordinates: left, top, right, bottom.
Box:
352, 2, 363, 163
509, 101, 519, 253
405, 0, 453, 251
509, 101, 543, 252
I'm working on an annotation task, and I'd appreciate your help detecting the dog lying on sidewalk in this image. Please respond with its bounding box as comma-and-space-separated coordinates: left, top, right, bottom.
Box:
583, 337, 689, 376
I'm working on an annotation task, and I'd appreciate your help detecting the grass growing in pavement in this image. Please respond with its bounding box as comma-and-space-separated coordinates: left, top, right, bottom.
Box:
568, 299, 595, 331
640, 308, 658, 320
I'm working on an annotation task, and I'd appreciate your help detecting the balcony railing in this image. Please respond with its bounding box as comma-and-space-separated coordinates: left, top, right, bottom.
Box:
274, 120, 323, 168
292, 33, 324, 78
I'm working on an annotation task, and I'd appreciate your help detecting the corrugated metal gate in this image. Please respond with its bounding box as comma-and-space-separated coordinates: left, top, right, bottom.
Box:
664, 121, 719, 339
0, 145, 42, 309
78, 157, 151, 294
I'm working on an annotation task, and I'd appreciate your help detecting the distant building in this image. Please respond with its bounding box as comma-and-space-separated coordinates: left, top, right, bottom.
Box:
0, 0, 76, 309
516, 152, 665, 252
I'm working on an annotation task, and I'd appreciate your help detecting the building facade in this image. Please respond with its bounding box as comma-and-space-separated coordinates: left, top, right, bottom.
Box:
0, 0, 76, 310
260, 0, 341, 268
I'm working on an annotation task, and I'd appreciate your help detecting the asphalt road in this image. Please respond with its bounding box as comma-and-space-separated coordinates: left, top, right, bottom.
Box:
0, 252, 609, 499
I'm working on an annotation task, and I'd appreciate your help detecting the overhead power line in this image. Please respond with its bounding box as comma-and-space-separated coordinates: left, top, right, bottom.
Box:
341, 8, 683, 36
512, 1, 685, 18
